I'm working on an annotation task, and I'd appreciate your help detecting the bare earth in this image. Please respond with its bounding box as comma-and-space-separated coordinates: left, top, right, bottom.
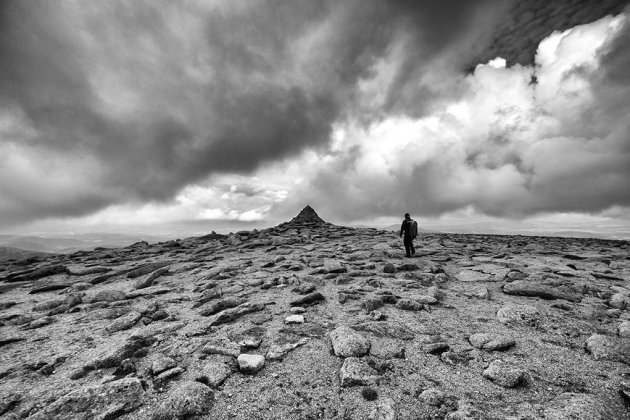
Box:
1, 206, 629, 420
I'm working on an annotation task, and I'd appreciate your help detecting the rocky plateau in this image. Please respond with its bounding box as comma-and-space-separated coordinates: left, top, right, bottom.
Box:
1, 206, 629, 419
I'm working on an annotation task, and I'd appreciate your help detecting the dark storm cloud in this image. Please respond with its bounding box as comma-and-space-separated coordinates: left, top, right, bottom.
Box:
472, 0, 630, 66
277, 11, 630, 222
0, 0, 512, 225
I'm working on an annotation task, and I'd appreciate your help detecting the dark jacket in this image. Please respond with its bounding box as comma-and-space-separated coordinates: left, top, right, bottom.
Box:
400, 219, 414, 239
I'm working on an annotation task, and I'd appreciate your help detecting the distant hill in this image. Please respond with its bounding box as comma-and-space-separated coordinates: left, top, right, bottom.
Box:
0, 233, 170, 254
0, 246, 51, 263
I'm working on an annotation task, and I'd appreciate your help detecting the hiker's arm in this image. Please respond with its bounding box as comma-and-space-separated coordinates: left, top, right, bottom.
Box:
400, 222, 404, 237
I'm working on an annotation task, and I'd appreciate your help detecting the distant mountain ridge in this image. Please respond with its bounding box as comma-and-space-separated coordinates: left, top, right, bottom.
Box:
0, 233, 169, 254
0, 246, 50, 263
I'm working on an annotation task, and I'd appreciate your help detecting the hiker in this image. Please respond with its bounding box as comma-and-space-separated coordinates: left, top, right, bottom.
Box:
399, 213, 418, 257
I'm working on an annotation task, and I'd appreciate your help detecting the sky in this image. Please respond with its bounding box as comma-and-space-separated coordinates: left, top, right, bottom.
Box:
1, 0, 630, 239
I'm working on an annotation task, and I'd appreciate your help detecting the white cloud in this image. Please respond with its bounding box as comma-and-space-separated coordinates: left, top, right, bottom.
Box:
275, 13, 630, 223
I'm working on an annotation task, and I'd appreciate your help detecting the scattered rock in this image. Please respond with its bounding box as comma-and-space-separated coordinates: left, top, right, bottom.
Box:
339, 357, 380, 387
618, 321, 630, 338
290, 291, 325, 306
155, 366, 185, 383
363, 297, 384, 312
237, 354, 265, 374
0, 336, 25, 347
503, 278, 582, 302
383, 263, 396, 273
284, 314, 304, 324
28, 377, 143, 420
135, 266, 169, 289
89, 290, 127, 303
151, 381, 214, 420
469, 333, 516, 351
266, 338, 310, 360
609, 293, 630, 309
482, 360, 525, 388
206, 302, 265, 326
201, 337, 241, 358
127, 262, 171, 279
330, 326, 371, 357
152, 354, 177, 375
198, 297, 247, 317
395, 299, 425, 311
351, 321, 415, 340
585, 334, 630, 364
106, 311, 142, 333
195, 362, 232, 387
369, 397, 396, 420
293, 283, 316, 294
419, 388, 446, 406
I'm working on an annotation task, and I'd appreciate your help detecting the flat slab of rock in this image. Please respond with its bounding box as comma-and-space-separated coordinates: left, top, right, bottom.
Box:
543, 392, 611, 419
585, 334, 630, 364
503, 279, 582, 302
198, 297, 247, 317
88, 290, 127, 303
469, 333, 516, 351
330, 326, 371, 357
290, 291, 325, 306
152, 354, 177, 375
340, 357, 379, 387
106, 311, 142, 333
206, 302, 265, 326
201, 337, 241, 358
482, 360, 525, 388
351, 321, 415, 340
28, 377, 143, 420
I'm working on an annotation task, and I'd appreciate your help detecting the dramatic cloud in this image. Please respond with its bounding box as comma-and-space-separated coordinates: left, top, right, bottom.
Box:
0, 0, 506, 226
0, 0, 629, 233
278, 13, 630, 221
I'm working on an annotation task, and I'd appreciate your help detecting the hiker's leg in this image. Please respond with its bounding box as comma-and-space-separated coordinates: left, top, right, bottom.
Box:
410, 241, 415, 255
404, 237, 411, 257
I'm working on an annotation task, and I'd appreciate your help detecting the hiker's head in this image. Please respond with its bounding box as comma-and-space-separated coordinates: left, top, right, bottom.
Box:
404, 213, 410, 220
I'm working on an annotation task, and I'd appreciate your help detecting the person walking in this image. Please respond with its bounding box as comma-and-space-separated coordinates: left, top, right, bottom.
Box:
399, 213, 417, 257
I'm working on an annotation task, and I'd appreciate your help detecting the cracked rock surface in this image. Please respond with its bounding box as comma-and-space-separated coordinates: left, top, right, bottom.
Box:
1, 206, 629, 419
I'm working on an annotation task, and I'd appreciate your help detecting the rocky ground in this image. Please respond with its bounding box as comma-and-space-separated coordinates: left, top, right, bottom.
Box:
1, 206, 629, 420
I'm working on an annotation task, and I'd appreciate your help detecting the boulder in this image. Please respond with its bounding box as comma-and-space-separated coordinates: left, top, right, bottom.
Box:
195, 362, 232, 388
482, 360, 525, 388
237, 354, 265, 374
585, 334, 630, 364
330, 326, 371, 357
340, 357, 379, 387
469, 333, 516, 351
151, 381, 214, 420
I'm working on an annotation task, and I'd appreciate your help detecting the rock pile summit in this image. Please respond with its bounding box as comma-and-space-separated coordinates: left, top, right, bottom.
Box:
0, 206, 629, 419
277, 205, 329, 229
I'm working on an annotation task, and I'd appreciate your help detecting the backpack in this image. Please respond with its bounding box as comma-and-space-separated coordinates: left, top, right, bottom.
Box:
409, 220, 418, 239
